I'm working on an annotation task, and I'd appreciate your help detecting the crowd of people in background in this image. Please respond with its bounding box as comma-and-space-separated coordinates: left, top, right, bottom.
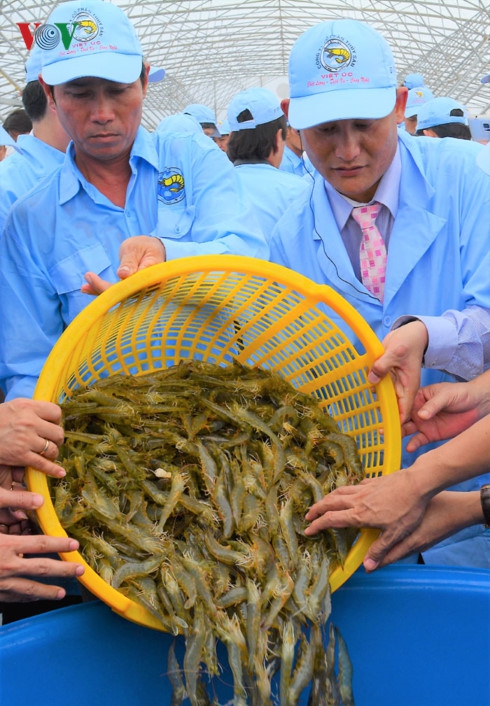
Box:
0, 0, 490, 623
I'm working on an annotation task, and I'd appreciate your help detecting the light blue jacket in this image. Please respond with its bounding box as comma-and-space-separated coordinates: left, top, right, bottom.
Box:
0, 133, 65, 234
233, 162, 311, 240
270, 131, 490, 567
0, 126, 268, 400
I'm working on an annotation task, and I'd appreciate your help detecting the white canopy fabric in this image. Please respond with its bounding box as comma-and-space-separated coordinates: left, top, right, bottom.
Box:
1, 0, 490, 130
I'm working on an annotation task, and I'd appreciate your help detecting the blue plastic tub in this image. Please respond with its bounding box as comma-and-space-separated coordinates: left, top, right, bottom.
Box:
1, 565, 489, 705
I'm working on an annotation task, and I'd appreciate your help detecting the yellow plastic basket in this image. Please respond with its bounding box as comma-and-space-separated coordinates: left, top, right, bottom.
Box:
27, 255, 401, 631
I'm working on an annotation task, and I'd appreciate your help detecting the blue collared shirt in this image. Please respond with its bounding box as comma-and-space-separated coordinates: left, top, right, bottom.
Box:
0, 133, 65, 234
233, 162, 310, 240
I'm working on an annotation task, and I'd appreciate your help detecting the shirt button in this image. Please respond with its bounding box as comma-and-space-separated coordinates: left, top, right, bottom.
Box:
175, 226, 180, 233
383, 316, 391, 327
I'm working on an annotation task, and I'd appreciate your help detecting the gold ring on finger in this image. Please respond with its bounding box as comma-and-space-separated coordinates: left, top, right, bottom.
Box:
39, 438, 50, 457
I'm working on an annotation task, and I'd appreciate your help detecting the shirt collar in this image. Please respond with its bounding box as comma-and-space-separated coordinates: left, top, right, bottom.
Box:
324, 142, 401, 228
59, 126, 158, 205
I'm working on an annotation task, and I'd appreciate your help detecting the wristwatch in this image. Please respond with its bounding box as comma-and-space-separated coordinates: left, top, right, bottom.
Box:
480, 484, 490, 528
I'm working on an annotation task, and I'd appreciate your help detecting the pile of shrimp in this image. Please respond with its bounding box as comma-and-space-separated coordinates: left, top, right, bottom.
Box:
53, 360, 361, 705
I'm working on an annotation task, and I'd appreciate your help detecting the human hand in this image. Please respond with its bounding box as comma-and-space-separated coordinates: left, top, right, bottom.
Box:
0, 399, 65, 479
403, 381, 482, 452
0, 487, 85, 601
81, 236, 166, 295
368, 320, 428, 423
304, 469, 430, 570
372, 490, 482, 568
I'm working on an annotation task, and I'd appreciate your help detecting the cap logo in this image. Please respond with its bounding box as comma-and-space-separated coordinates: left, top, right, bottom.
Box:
34, 9, 102, 51
320, 37, 356, 73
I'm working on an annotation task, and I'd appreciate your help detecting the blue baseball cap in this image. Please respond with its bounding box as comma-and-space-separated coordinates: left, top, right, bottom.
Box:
25, 43, 43, 83
416, 96, 468, 131
183, 103, 220, 137
287, 19, 397, 129
148, 66, 166, 84
218, 118, 230, 135
481, 74, 490, 84
156, 113, 202, 135
227, 87, 284, 131
405, 86, 435, 118
403, 73, 425, 90
37, 0, 143, 86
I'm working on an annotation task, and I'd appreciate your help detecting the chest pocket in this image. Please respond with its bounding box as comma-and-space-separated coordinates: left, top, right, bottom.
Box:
156, 203, 196, 241
50, 244, 113, 295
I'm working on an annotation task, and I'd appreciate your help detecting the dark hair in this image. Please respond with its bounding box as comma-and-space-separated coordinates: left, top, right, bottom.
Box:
2, 107, 32, 137
416, 122, 472, 140
227, 111, 287, 162
21, 81, 48, 122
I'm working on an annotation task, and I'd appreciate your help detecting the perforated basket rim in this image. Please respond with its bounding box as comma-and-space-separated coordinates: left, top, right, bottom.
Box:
26, 254, 401, 630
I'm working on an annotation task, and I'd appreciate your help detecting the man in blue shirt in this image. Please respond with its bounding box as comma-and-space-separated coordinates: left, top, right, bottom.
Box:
0, 0, 267, 401
227, 86, 310, 239
269, 18, 490, 567
0, 45, 69, 234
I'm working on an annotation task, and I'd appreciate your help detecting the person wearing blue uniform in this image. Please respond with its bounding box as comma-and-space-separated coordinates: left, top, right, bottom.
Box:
0, 45, 69, 233
182, 103, 221, 140
279, 122, 318, 177
227, 87, 310, 240
404, 84, 435, 135
0, 0, 267, 402
415, 96, 473, 141
269, 19, 490, 568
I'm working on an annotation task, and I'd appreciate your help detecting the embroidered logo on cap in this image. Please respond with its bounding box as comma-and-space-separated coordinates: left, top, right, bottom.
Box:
320, 37, 357, 72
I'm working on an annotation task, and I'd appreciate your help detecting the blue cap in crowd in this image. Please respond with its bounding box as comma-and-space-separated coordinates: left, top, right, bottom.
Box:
156, 113, 202, 136
405, 86, 435, 118
481, 73, 490, 84
227, 87, 284, 131
403, 73, 425, 90
38, 0, 143, 86
25, 43, 43, 83
148, 66, 166, 84
287, 19, 397, 129
183, 103, 220, 137
416, 96, 468, 131
218, 118, 230, 135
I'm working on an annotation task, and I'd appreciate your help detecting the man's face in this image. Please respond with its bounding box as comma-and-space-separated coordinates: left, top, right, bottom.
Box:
404, 115, 418, 135
296, 88, 407, 203
216, 134, 230, 153
44, 75, 147, 163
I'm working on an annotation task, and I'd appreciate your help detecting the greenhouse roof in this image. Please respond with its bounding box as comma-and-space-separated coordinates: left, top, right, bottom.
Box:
1, 0, 489, 130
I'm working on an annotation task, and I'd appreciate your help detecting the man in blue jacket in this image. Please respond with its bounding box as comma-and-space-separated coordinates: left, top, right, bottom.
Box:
270, 18, 490, 567
0, 44, 69, 234
0, 0, 267, 401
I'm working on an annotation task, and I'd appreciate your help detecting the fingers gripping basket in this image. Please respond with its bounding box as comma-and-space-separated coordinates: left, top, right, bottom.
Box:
27, 255, 401, 630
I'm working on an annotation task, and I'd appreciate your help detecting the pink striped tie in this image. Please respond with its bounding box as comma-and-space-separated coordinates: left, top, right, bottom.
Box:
351, 202, 386, 302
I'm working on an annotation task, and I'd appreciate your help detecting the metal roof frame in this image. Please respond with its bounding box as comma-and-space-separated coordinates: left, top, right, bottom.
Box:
1, 0, 489, 130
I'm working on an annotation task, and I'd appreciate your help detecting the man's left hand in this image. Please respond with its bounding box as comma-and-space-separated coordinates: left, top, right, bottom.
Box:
82, 236, 166, 295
